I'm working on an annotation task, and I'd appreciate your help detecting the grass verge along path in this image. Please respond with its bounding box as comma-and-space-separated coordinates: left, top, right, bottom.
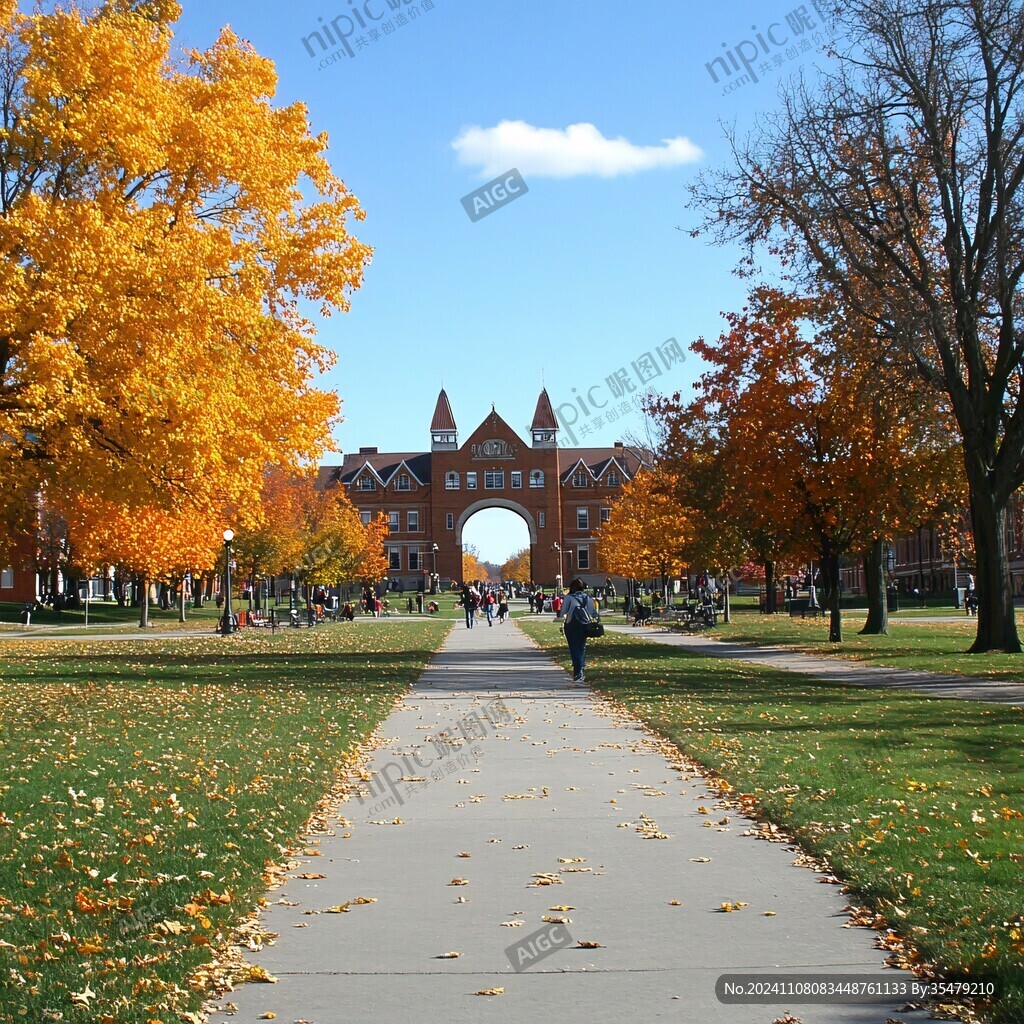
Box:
0, 621, 449, 1024
705, 611, 1024, 681
519, 620, 1024, 1023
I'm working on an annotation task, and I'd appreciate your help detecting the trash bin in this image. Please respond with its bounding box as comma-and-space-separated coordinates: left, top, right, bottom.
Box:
953, 587, 964, 609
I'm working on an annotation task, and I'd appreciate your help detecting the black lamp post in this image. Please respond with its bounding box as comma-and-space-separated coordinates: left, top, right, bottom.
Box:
431, 543, 439, 593
552, 542, 563, 592
221, 529, 235, 636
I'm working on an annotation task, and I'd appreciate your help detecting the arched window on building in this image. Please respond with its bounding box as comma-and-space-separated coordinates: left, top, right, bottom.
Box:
445, 471, 460, 490
529, 470, 545, 488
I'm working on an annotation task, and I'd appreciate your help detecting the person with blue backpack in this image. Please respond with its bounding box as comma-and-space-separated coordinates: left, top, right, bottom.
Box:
561, 577, 602, 682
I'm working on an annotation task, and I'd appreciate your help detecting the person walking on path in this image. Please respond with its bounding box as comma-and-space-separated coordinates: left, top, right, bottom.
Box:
460, 585, 476, 629
484, 590, 496, 626
561, 576, 599, 682
497, 593, 509, 623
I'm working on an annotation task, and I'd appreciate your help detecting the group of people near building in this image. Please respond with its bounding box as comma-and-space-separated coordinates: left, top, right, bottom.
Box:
458, 584, 510, 628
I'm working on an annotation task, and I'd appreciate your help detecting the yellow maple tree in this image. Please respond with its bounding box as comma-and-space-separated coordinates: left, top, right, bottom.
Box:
500, 547, 531, 583
64, 495, 222, 625
597, 467, 692, 596
0, 0, 370, 527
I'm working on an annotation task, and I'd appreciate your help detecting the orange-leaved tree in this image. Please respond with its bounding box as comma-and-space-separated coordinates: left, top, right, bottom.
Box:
655, 286, 958, 641
0, 0, 370, 527
65, 496, 222, 626
462, 545, 489, 584
299, 484, 388, 593
596, 466, 692, 602
501, 547, 531, 583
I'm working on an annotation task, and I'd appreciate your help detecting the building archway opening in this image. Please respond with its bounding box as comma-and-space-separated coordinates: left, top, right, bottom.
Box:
459, 507, 532, 587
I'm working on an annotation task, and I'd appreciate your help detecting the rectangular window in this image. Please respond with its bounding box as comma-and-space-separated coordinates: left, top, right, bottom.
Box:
446, 513, 455, 530
511, 471, 522, 488
388, 547, 401, 570
577, 507, 589, 530
409, 548, 421, 570
577, 546, 590, 570
359, 511, 372, 526
396, 473, 412, 491
408, 511, 419, 532
467, 472, 477, 490
484, 470, 504, 489
538, 511, 546, 528
388, 511, 400, 531
0, 568, 13, 589
600, 507, 611, 524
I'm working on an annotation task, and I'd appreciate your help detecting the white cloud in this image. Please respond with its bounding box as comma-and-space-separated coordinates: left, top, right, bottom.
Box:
451, 120, 703, 179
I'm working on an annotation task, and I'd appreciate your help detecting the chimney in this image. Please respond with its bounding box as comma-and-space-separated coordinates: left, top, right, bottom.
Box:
359, 446, 378, 454
614, 440, 623, 449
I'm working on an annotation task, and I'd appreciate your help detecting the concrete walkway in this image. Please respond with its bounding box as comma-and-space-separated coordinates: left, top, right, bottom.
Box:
208, 622, 928, 1024
605, 625, 1024, 705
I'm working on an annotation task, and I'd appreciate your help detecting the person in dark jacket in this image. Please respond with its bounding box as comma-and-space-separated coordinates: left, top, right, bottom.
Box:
460, 585, 476, 629
561, 577, 598, 682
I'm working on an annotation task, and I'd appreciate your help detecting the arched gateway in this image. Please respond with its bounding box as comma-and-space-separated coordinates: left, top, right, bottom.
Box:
318, 390, 645, 589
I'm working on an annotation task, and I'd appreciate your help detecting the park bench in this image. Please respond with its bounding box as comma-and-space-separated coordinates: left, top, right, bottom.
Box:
788, 597, 823, 619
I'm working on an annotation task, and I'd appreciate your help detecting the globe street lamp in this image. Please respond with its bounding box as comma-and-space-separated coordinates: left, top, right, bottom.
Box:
221, 529, 235, 637
431, 543, 439, 594
552, 542, 563, 592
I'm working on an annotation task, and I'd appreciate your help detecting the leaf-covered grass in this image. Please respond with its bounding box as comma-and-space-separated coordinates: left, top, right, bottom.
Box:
519, 621, 1024, 1023
0, 621, 449, 1023
706, 609, 1024, 680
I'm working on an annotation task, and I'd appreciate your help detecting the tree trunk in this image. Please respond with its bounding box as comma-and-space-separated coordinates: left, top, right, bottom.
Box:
967, 487, 1020, 653
859, 537, 888, 635
819, 544, 842, 643
178, 577, 187, 623
138, 576, 150, 629
764, 560, 777, 614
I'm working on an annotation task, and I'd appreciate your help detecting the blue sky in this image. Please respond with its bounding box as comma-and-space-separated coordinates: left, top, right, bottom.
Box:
173, 0, 834, 561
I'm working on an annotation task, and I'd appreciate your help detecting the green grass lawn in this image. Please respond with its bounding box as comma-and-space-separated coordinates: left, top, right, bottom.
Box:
0, 600, 226, 633
707, 608, 1024, 680
0, 620, 450, 1024
519, 621, 1024, 1023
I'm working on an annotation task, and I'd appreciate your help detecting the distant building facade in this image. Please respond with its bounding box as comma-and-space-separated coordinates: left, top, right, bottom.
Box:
317, 389, 646, 588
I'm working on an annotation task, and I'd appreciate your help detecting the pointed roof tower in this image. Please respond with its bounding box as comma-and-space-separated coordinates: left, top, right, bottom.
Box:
530, 388, 558, 448
430, 389, 458, 451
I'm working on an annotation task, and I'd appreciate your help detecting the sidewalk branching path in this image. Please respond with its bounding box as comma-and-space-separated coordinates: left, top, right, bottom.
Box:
521, 621, 1024, 1023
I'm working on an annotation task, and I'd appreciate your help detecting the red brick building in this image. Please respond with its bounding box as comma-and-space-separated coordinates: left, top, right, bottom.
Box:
1, 532, 40, 604
318, 389, 646, 589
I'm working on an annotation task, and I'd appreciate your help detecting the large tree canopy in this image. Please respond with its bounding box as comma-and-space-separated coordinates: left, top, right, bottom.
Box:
0, 0, 370, 531
690, 0, 1024, 651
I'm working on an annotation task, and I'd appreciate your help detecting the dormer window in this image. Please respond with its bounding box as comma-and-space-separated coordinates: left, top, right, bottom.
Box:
572, 471, 589, 488
396, 473, 412, 491
606, 471, 620, 487
357, 475, 376, 491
